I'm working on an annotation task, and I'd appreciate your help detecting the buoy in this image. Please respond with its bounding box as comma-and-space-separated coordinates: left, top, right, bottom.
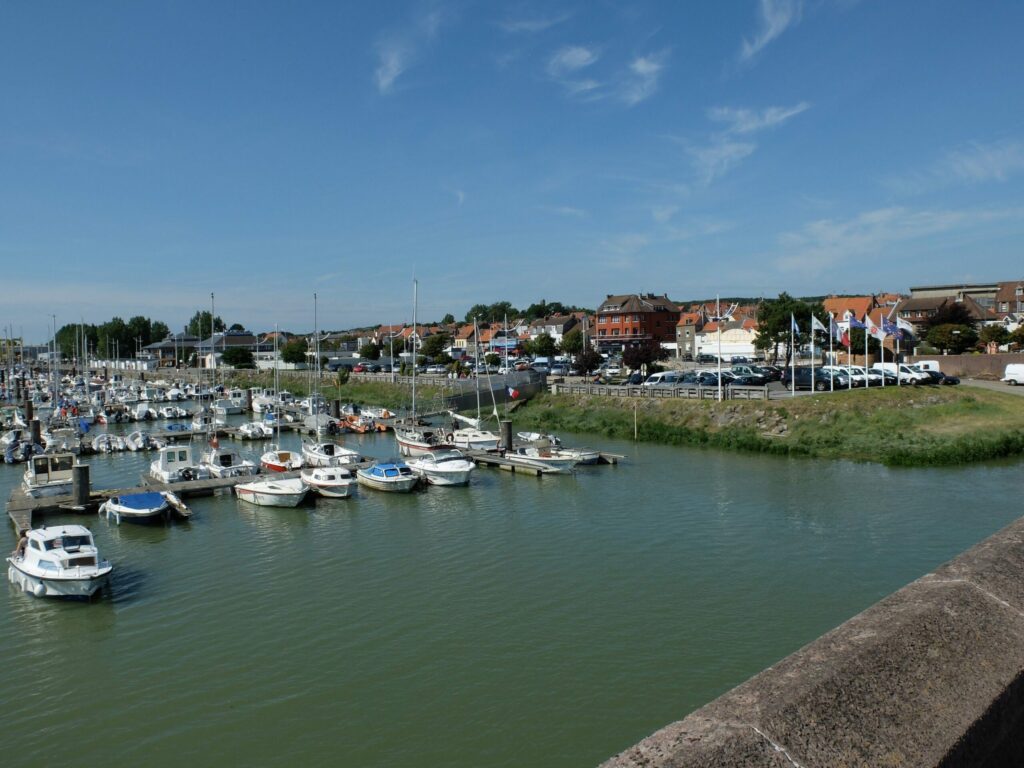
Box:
33, 582, 46, 597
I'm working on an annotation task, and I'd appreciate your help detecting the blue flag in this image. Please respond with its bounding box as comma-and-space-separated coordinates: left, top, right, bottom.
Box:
790, 313, 800, 336
848, 315, 866, 329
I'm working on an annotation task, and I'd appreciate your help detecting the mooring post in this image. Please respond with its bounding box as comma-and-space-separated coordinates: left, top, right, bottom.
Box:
30, 418, 42, 446
332, 399, 341, 419
72, 463, 90, 507
24, 396, 33, 423
246, 388, 253, 413
500, 419, 513, 451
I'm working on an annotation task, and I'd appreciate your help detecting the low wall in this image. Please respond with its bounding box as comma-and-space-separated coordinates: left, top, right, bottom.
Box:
909, 353, 1024, 379
601, 514, 1024, 768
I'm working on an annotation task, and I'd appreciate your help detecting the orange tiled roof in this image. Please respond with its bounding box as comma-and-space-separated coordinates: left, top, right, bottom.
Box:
676, 312, 702, 327
823, 296, 875, 320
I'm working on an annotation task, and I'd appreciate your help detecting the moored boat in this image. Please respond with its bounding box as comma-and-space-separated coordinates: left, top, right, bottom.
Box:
149, 445, 211, 483
301, 467, 355, 498
23, 453, 76, 498
406, 449, 476, 486
260, 445, 304, 473
302, 440, 361, 467
355, 461, 419, 493
234, 477, 309, 507
7, 525, 113, 598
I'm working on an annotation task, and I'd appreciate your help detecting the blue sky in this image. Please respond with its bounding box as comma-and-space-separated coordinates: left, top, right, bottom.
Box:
2, 1, 1023, 341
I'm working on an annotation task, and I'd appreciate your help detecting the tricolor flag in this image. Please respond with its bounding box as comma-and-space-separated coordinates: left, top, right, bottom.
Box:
829, 315, 843, 342
507, 386, 520, 400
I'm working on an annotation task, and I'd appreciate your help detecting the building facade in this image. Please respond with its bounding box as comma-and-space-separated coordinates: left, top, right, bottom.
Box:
594, 293, 679, 352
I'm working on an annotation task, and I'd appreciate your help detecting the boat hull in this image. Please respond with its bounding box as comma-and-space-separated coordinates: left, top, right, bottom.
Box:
416, 468, 473, 486
235, 480, 309, 507
8, 561, 111, 598
355, 472, 419, 493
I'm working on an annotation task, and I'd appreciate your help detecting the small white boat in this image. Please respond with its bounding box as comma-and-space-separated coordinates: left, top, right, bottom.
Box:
149, 445, 211, 483
260, 445, 304, 473
131, 403, 158, 421
201, 445, 259, 478
516, 432, 600, 465
508, 446, 579, 474
355, 462, 419, 493
212, 398, 243, 416
7, 525, 113, 598
301, 467, 355, 498
158, 405, 190, 419
23, 453, 76, 498
238, 421, 274, 440
302, 440, 361, 467
394, 424, 445, 457
91, 433, 127, 453
449, 426, 501, 451
125, 431, 165, 452
191, 411, 216, 433
235, 477, 309, 507
100, 490, 190, 524
406, 449, 476, 486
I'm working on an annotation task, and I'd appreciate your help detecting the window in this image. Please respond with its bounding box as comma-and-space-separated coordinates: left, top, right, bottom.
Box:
598, 315, 607, 324
633, 314, 640, 321
612, 329, 620, 336
178, 450, 187, 462
598, 330, 607, 337
612, 315, 621, 323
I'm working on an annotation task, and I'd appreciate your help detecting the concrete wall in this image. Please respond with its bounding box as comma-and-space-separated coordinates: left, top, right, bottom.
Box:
601, 514, 1024, 768
909, 353, 1024, 379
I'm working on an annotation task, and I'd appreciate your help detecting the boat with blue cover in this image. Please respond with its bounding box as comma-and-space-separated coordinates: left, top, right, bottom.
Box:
355, 461, 419, 493
100, 491, 191, 524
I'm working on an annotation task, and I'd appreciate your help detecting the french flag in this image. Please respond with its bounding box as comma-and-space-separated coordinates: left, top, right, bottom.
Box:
507, 386, 520, 400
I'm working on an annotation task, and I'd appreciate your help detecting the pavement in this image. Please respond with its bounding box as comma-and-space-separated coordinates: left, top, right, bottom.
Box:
961, 378, 1024, 396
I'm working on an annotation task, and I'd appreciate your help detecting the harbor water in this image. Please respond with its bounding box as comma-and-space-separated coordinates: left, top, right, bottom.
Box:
2, 422, 1022, 767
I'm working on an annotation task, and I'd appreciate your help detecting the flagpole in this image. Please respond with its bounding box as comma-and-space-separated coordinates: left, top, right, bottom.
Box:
879, 316, 886, 388
810, 318, 815, 394
863, 316, 869, 389
790, 317, 795, 398
828, 316, 834, 392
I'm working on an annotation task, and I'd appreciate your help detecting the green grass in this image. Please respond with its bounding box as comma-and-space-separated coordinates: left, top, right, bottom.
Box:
223, 372, 443, 413
509, 385, 1024, 466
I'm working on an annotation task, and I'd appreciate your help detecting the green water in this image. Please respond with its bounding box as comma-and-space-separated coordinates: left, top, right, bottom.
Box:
1, 424, 1021, 767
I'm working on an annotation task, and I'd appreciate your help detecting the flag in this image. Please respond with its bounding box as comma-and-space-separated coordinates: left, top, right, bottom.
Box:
811, 315, 828, 333
882, 317, 901, 340
848, 315, 866, 329
896, 316, 915, 336
829, 315, 843, 342
840, 329, 851, 348
866, 316, 886, 342
790, 313, 800, 336
507, 386, 519, 400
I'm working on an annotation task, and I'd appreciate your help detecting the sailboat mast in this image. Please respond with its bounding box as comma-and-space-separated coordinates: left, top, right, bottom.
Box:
412, 279, 418, 422
474, 316, 482, 421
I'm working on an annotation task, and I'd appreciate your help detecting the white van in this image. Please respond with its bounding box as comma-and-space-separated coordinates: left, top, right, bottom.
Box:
1002, 364, 1024, 386
913, 360, 942, 373
642, 371, 681, 387
870, 362, 929, 384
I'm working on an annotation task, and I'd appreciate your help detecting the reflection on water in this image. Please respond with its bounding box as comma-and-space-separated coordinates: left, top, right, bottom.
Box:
1, 416, 1022, 768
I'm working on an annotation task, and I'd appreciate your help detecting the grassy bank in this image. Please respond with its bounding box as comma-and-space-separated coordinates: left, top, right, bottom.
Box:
509, 386, 1024, 466
223, 372, 442, 413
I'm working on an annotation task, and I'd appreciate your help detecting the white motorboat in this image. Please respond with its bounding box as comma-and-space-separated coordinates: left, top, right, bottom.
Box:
149, 445, 211, 483
394, 424, 445, 457
158, 405, 190, 419
235, 477, 309, 507
508, 445, 579, 474
212, 398, 243, 416
238, 421, 274, 440
260, 445, 304, 473
516, 432, 600, 465
131, 403, 158, 421
99, 491, 180, 524
301, 467, 355, 498
7, 525, 113, 598
201, 445, 259, 478
448, 426, 501, 451
22, 453, 76, 498
125, 431, 165, 452
91, 433, 127, 453
191, 410, 216, 433
302, 440, 362, 467
406, 449, 476, 486
355, 461, 419, 493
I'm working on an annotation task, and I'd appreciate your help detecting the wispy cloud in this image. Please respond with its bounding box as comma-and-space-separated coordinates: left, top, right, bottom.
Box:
373, 5, 453, 94
775, 205, 1023, 273
888, 138, 1024, 194
688, 140, 757, 184
707, 102, 810, 134
499, 13, 572, 34
618, 49, 670, 106
740, 0, 803, 61
542, 205, 589, 218
651, 205, 679, 223
546, 45, 602, 96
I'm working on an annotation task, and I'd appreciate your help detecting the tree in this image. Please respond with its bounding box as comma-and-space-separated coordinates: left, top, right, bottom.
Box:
441, 313, 455, 325
336, 367, 350, 388
926, 324, 978, 354
622, 339, 668, 374
187, 310, 225, 338
754, 293, 825, 364
576, 349, 603, 375
280, 338, 308, 364
419, 332, 451, 360
531, 332, 557, 358
359, 341, 382, 360
927, 302, 975, 329
221, 347, 255, 368
1010, 326, 1024, 350
485, 353, 500, 367
151, 321, 170, 340
559, 328, 583, 355
979, 325, 1009, 347
229, 323, 245, 331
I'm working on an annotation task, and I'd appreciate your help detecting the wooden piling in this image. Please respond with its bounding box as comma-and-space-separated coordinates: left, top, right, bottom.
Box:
500, 420, 513, 451
71, 464, 91, 507
30, 418, 41, 446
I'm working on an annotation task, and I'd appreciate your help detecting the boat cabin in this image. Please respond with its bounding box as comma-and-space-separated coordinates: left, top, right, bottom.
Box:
25, 526, 99, 568
25, 453, 75, 487
153, 446, 195, 474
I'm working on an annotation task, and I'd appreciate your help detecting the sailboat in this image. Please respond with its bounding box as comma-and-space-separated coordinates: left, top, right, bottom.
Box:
261, 326, 304, 473
394, 279, 445, 457
445, 317, 501, 451
303, 292, 334, 437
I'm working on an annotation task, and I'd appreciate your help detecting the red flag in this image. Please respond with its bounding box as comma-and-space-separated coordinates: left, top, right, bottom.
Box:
507, 386, 520, 399
840, 330, 851, 348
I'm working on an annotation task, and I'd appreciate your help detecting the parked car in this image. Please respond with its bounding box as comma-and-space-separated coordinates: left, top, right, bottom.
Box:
353, 364, 367, 373
626, 372, 645, 385
730, 356, 749, 364
781, 366, 844, 391
729, 373, 768, 386
696, 353, 718, 364
367, 364, 382, 373
601, 363, 622, 376
550, 364, 568, 375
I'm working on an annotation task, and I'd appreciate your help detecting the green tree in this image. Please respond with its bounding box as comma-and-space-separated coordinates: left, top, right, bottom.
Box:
576, 349, 603, 375
280, 338, 308, 364
531, 332, 558, 358
221, 347, 255, 368
441, 313, 455, 325
1009, 326, 1024, 350
927, 323, 978, 354
419, 332, 451, 360
464, 305, 491, 324
979, 325, 1009, 347
359, 341, 382, 360
559, 328, 583, 355
485, 353, 500, 367
151, 321, 170, 340
622, 339, 668, 374
927, 302, 975, 329
336, 367, 350, 388
187, 310, 225, 338
754, 293, 825, 363
228, 323, 245, 331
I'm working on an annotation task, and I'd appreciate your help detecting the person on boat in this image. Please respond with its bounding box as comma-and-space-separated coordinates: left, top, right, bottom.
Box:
12, 530, 28, 559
